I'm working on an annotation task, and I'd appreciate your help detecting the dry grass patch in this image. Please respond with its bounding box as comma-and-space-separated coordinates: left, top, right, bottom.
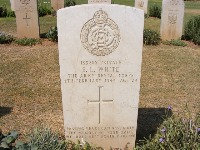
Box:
144, 17, 161, 33
0, 41, 64, 136
185, 9, 200, 14
140, 44, 200, 117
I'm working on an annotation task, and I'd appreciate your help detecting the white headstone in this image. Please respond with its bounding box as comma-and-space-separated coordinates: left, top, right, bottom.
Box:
58, 4, 144, 149
10, 0, 15, 11
14, 0, 40, 38
88, 0, 111, 4
135, 0, 148, 14
160, 0, 185, 40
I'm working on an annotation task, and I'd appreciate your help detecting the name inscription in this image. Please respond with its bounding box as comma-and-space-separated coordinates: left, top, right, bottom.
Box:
64, 60, 137, 84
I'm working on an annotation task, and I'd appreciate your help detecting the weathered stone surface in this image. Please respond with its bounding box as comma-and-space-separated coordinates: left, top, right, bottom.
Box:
135, 0, 148, 14
160, 0, 185, 40
51, 0, 64, 11
88, 0, 111, 4
58, 4, 144, 149
14, 0, 40, 38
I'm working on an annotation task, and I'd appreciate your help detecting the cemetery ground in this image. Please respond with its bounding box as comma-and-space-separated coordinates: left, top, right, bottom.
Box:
0, 0, 200, 148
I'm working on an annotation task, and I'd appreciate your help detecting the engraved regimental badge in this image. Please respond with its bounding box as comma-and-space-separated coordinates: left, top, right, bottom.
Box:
80, 9, 120, 56
168, 13, 177, 24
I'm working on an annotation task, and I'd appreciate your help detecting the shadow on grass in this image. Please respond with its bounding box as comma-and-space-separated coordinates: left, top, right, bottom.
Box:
40, 32, 47, 39
0, 107, 12, 118
136, 108, 172, 144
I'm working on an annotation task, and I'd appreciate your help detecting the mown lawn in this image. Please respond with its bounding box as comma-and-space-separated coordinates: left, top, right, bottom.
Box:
0, 0, 199, 35
0, 41, 199, 142
1, 0, 200, 10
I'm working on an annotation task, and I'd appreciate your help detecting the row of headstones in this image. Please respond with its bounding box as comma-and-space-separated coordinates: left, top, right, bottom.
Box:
11, 0, 184, 41
10, 0, 64, 38
135, 0, 184, 41
10, 0, 64, 12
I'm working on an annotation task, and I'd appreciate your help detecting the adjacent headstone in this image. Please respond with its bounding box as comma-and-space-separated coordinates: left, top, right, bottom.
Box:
160, 0, 185, 40
14, 0, 40, 38
58, 4, 144, 149
10, 0, 15, 11
88, 0, 111, 4
51, 0, 64, 11
135, 0, 148, 14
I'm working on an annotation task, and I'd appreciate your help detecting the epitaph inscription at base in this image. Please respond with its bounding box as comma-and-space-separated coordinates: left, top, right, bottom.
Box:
58, 5, 144, 149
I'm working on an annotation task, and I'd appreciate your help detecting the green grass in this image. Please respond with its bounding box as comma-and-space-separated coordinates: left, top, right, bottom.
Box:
38, 0, 51, 9
0, 16, 56, 36
39, 16, 56, 35
144, 17, 160, 33
147, 0, 200, 10
111, 0, 134, 6
0, 18, 16, 35
185, 1, 200, 9
1, 0, 200, 10
0, 0, 199, 37
0, 0, 10, 6
0, 0, 163, 8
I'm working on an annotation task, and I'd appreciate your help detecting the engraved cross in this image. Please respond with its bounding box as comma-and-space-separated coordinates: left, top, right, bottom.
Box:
88, 86, 113, 124
23, 13, 31, 26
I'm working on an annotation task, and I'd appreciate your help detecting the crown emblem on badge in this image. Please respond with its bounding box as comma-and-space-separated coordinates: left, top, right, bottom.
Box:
93, 9, 108, 24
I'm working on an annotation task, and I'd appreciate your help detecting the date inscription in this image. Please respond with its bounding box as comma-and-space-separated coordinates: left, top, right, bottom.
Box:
65, 60, 138, 84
